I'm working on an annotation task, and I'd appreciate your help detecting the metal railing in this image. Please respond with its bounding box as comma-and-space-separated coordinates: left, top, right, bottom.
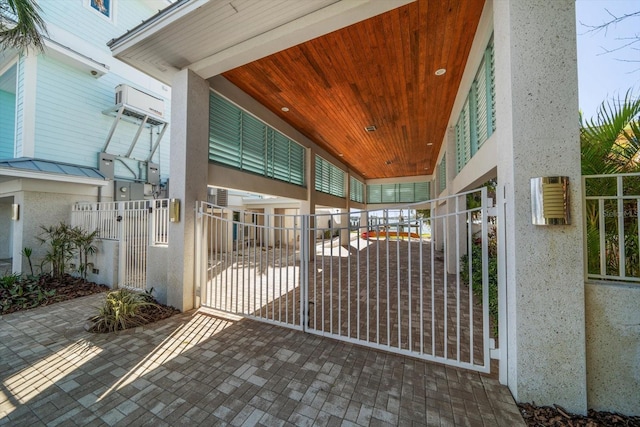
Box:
196, 187, 491, 373
583, 173, 640, 283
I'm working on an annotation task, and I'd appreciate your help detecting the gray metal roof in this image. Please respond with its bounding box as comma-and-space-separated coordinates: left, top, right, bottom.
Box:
0, 158, 106, 180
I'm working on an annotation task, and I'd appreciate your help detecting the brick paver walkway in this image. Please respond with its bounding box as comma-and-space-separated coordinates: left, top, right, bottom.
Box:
0, 294, 524, 426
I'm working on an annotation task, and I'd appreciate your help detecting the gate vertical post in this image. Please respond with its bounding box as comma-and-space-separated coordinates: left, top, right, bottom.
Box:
194, 202, 202, 308
117, 201, 125, 288
300, 214, 309, 331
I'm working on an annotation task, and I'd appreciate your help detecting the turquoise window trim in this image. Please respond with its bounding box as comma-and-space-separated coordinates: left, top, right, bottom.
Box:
209, 92, 306, 187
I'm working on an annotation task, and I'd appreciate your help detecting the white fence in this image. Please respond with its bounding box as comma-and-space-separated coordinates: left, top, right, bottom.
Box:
583, 173, 640, 283
72, 198, 170, 290
196, 187, 492, 373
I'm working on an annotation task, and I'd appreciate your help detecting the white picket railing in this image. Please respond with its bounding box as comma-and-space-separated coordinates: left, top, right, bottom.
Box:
583, 173, 640, 283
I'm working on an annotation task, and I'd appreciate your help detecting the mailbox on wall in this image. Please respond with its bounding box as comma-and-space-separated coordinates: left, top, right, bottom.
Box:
531, 176, 570, 225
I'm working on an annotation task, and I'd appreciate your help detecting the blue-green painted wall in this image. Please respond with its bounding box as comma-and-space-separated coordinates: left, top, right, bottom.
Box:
38, 0, 160, 55
0, 90, 16, 159
33, 55, 170, 180
12, 0, 173, 180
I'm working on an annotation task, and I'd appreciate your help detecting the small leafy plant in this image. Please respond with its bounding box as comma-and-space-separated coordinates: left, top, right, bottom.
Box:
0, 273, 56, 314
37, 223, 99, 279
87, 289, 159, 333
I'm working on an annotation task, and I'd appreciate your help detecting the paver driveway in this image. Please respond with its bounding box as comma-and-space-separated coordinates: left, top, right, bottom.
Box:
0, 294, 524, 426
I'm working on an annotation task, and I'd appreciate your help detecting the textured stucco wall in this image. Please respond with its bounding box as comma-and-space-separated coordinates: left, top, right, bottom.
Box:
586, 283, 640, 415
86, 239, 118, 288
0, 200, 13, 260
493, 0, 587, 413
167, 69, 210, 311
20, 191, 79, 273
147, 246, 168, 305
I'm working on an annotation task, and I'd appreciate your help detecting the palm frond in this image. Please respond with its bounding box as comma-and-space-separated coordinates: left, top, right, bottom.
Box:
0, 0, 48, 53
581, 90, 640, 175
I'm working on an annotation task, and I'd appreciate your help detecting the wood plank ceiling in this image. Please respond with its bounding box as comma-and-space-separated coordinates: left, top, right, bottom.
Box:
221, 0, 485, 180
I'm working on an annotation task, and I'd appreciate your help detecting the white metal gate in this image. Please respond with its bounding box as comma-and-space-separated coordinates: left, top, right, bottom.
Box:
196, 187, 492, 372
72, 199, 169, 291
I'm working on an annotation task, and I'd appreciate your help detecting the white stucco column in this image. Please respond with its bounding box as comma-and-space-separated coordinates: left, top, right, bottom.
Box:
264, 206, 276, 247
493, 0, 586, 414
167, 69, 209, 311
445, 128, 466, 274
301, 146, 316, 260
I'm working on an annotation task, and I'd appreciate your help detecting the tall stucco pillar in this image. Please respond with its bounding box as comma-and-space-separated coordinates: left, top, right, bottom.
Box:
167, 69, 209, 311
301, 147, 316, 260
493, 0, 587, 414
445, 127, 466, 274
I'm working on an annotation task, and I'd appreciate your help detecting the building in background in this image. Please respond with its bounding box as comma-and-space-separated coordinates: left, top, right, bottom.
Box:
0, 0, 172, 274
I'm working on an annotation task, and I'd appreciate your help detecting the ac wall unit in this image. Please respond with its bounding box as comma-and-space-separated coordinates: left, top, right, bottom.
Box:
115, 84, 164, 118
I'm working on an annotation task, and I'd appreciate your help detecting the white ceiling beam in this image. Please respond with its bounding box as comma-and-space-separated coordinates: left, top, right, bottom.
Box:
189, 0, 414, 79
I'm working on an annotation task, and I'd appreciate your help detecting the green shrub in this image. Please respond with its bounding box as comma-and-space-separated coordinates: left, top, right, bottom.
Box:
460, 230, 498, 336
87, 289, 158, 333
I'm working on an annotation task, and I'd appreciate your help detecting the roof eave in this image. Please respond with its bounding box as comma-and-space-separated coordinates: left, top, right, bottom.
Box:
0, 168, 109, 186
107, 0, 206, 54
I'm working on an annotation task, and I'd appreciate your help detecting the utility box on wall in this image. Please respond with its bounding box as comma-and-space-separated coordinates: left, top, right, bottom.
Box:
147, 162, 159, 185
114, 180, 145, 201
98, 152, 115, 179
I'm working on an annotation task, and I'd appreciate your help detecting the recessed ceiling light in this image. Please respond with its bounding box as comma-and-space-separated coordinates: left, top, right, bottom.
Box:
427, 142, 433, 146
338, 153, 344, 157
365, 125, 377, 132
435, 68, 446, 76
281, 107, 290, 112
385, 160, 392, 165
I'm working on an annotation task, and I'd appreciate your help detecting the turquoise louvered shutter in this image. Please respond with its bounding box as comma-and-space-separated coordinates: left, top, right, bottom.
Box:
209, 93, 241, 168
241, 112, 266, 175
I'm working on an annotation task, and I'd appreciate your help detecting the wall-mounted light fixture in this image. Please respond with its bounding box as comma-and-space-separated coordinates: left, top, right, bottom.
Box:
531, 176, 570, 225
169, 198, 180, 223
11, 204, 19, 221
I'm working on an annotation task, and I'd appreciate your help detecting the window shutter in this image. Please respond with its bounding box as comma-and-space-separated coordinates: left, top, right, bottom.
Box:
488, 41, 496, 136
414, 181, 430, 201
475, 56, 489, 148
209, 92, 306, 187
350, 177, 364, 203
438, 155, 447, 193
241, 113, 266, 175
209, 94, 241, 168
367, 184, 382, 204
289, 142, 305, 186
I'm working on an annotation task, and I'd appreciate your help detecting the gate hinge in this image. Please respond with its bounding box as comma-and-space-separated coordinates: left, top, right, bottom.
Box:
486, 207, 498, 217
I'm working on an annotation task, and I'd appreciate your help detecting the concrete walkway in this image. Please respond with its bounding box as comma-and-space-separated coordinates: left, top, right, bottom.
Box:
0, 294, 525, 426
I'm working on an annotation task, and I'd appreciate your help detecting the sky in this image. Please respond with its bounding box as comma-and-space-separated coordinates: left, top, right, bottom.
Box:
576, 0, 640, 121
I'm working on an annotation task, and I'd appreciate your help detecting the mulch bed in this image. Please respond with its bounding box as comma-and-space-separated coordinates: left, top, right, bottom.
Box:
519, 403, 640, 426
1, 275, 180, 329
41, 274, 110, 301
